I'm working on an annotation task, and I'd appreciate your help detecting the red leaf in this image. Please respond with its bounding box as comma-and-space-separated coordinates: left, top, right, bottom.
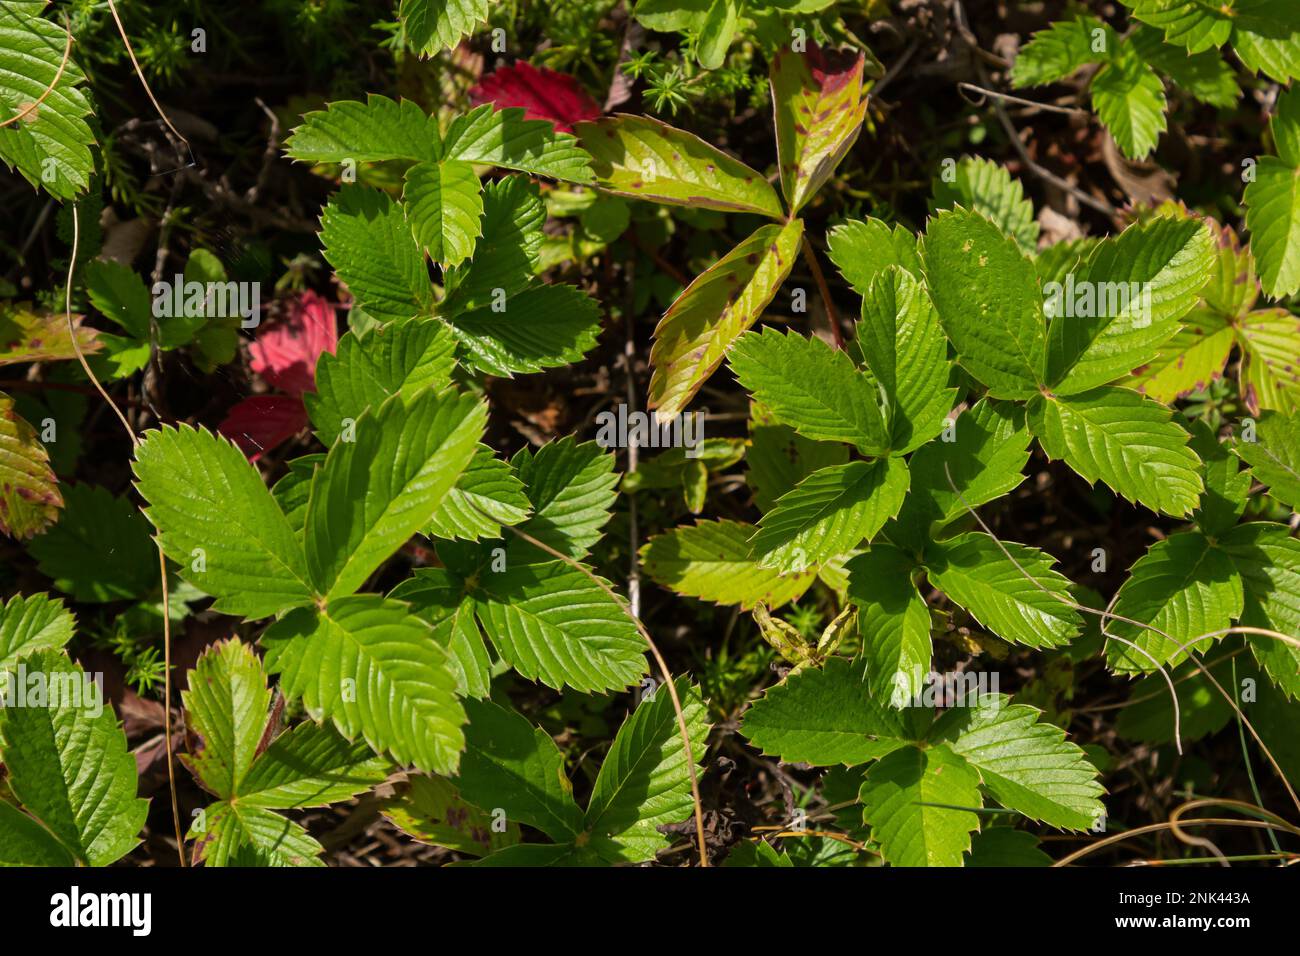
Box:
469, 62, 601, 133
804, 42, 865, 94
249, 290, 338, 397
218, 394, 308, 460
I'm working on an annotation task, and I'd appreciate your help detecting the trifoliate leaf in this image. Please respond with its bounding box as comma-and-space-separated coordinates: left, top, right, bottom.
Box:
770, 45, 869, 215
927, 532, 1082, 649
1027, 386, 1204, 517
1046, 216, 1214, 393
427, 444, 531, 542
0, 8, 95, 199
919, 208, 1045, 399
134, 424, 316, 619
649, 219, 804, 421
305, 386, 485, 599
508, 436, 617, 561
826, 217, 921, 296
586, 678, 710, 863
934, 698, 1105, 830
403, 159, 484, 267
1105, 530, 1244, 673
0, 592, 73, 671
740, 657, 910, 766
472, 562, 646, 693
320, 185, 435, 324
641, 519, 817, 610
1234, 410, 1300, 510
576, 114, 782, 217
454, 697, 584, 841
859, 267, 956, 453
859, 743, 981, 867
728, 326, 888, 455
262, 594, 466, 774
845, 545, 933, 706
0, 650, 148, 866
307, 320, 458, 447
28, 483, 156, 602
930, 157, 1038, 253
751, 458, 910, 573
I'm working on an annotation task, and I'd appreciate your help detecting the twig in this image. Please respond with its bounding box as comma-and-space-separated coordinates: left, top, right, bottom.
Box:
800, 237, 843, 349
943, 462, 1300, 817
105, 0, 195, 175
956, 82, 1091, 117
245, 97, 281, 204
0, 14, 72, 129
623, 259, 642, 618
1054, 816, 1300, 867
951, 1, 1118, 221
64, 205, 187, 867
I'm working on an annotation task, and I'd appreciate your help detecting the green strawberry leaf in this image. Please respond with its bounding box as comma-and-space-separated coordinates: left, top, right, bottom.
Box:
919, 208, 1045, 398
134, 424, 316, 619
1027, 386, 1204, 517
741, 657, 911, 766
728, 326, 888, 455
641, 519, 817, 610
0, 649, 149, 866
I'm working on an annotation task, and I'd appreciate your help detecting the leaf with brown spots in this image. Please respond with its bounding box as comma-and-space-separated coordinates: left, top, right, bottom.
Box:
575, 114, 783, 218
1238, 308, 1300, 415
0, 302, 100, 366
0, 390, 61, 538
648, 219, 803, 421
770, 44, 870, 215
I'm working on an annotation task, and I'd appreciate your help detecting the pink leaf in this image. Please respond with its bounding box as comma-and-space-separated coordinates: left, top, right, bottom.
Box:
218, 395, 308, 460
249, 290, 338, 397
469, 62, 601, 133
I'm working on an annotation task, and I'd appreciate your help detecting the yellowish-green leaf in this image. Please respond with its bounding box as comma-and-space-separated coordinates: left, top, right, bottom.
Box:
648, 219, 803, 421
